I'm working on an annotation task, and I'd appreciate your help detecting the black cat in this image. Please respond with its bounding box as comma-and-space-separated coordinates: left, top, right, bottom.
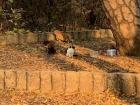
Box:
43, 41, 56, 55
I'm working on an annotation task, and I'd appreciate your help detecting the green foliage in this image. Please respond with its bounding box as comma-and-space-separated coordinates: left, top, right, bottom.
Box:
8, 0, 14, 4
1, 0, 108, 31
0, 0, 24, 31
13, 28, 28, 34
0, 7, 2, 16
5, 28, 28, 36
8, 8, 23, 28
5, 30, 15, 35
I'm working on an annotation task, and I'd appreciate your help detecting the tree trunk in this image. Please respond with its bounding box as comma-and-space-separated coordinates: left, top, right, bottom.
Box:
0, 0, 3, 6
102, 0, 140, 56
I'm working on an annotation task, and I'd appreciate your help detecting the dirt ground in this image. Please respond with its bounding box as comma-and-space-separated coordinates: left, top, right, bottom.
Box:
0, 39, 140, 104
0, 90, 139, 105
0, 39, 139, 73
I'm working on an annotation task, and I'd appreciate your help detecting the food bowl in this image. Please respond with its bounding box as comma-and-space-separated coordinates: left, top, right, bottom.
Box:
107, 49, 117, 57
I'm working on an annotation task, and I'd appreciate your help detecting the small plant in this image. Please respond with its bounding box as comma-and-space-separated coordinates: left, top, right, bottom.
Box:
13, 28, 29, 34
9, 8, 22, 28
5, 28, 29, 36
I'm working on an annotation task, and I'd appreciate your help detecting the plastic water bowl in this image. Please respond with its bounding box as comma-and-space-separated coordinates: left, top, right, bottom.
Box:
107, 49, 117, 57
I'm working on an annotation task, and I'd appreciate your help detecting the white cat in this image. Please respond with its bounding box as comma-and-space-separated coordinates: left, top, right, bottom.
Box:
66, 47, 75, 57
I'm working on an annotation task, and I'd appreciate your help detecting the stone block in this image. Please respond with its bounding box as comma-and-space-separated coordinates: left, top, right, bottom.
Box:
86, 31, 92, 40
90, 30, 96, 39
69, 32, 75, 40
16, 71, 27, 91
119, 73, 136, 96
106, 29, 114, 39
93, 73, 107, 93
94, 30, 101, 38
0, 70, 4, 90
0, 36, 7, 46
5, 71, 16, 90
73, 32, 80, 41
79, 71, 93, 93
47, 32, 56, 41
100, 29, 106, 38
80, 31, 87, 41
26, 32, 38, 43
37, 33, 43, 42
18, 33, 27, 44
136, 74, 140, 98
64, 32, 72, 41
64, 33, 73, 41
43, 33, 48, 41
52, 71, 65, 93
65, 71, 79, 93
107, 73, 120, 93
28, 71, 40, 92
6, 34, 18, 44
104, 29, 110, 38
41, 71, 52, 93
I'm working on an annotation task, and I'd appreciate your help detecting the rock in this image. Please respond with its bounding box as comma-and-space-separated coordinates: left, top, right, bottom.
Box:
47, 33, 56, 41
54, 30, 64, 41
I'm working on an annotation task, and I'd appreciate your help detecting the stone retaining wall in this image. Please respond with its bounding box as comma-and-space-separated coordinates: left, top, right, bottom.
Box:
0, 29, 114, 46
0, 70, 140, 97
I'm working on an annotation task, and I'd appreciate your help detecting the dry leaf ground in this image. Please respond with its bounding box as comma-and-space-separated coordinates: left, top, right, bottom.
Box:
0, 90, 139, 105
0, 39, 140, 104
0, 39, 139, 73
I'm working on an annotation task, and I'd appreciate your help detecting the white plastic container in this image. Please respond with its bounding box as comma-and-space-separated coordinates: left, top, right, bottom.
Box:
107, 49, 117, 57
